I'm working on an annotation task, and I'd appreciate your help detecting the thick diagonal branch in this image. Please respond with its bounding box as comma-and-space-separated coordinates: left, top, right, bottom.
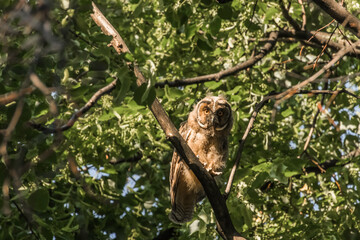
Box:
312, 0, 360, 39
91, 2, 245, 240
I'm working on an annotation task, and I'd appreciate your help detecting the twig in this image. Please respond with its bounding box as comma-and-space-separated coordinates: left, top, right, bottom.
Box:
91, 3, 245, 239
298, 0, 307, 30
68, 155, 115, 205
274, 40, 360, 105
317, 101, 340, 131
250, 0, 259, 23
286, 71, 360, 84
30, 78, 118, 134
109, 152, 143, 165
312, 0, 360, 39
304, 151, 326, 173
12, 199, 41, 240
280, 0, 301, 31
226, 87, 358, 197
332, 173, 342, 192
0, 98, 25, 165
278, 29, 360, 57
312, 23, 338, 69
0, 86, 35, 105
224, 96, 272, 198
29, 73, 57, 115
155, 32, 279, 88
301, 95, 326, 155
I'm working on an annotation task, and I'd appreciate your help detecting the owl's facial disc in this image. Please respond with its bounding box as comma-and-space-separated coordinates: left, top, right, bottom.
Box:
215, 122, 228, 131
196, 98, 232, 132
213, 103, 231, 131
196, 100, 212, 129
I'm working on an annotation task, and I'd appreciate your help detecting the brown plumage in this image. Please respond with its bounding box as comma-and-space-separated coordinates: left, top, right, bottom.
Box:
169, 96, 233, 224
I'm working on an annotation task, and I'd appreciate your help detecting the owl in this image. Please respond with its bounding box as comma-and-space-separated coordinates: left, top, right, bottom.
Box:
169, 96, 233, 224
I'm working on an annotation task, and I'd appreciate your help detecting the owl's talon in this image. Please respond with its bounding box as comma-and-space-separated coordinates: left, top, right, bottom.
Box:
211, 171, 222, 176
204, 165, 212, 171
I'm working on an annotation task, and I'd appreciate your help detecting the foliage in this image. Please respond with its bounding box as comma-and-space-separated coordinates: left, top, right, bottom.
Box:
1, 0, 360, 239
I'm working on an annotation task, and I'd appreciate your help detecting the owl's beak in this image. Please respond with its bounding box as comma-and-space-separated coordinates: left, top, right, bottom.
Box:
213, 115, 219, 125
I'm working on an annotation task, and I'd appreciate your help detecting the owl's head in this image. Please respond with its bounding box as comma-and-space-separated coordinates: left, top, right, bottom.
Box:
193, 96, 233, 135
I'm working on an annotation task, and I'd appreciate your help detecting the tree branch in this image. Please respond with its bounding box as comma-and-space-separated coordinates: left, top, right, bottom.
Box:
279, 0, 301, 31
29, 78, 117, 134
312, 0, 360, 39
298, 0, 307, 30
224, 95, 271, 199
274, 40, 360, 104
29, 73, 57, 115
68, 155, 116, 205
278, 29, 360, 57
225, 88, 358, 197
90, 3, 245, 240
109, 152, 143, 165
156, 28, 360, 90
0, 86, 35, 105
155, 31, 279, 88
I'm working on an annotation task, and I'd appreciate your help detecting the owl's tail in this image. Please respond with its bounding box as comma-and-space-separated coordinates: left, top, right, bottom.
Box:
169, 196, 195, 224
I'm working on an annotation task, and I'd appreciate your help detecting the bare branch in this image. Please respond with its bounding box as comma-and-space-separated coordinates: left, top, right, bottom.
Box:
298, 0, 307, 30
224, 96, 271, 198
109, 152, 143, 165
12, 198, 41, 240
301, 97, 325, 154
274, 40, 360, 104
68, 155, 116, 205
155, 32, 279, 88
91, 3, 245, 239
0, 98, 25, 165
286, 71, 360, 84
312, 0, 360, 39
225, 88, 358, 197
29, 73, 57, 115
279, 0, 301, 31
156, 29, 360, 90
29, 78, 118, 134
0, 86, 35, 105
278, 29, 360, 57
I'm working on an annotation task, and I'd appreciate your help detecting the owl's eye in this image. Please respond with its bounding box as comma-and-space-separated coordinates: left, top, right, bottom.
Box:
204, 108, 210, 114
217, 110, 223, 116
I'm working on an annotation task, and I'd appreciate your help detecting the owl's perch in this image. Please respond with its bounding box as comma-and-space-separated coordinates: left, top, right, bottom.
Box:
91, 2, 246, 240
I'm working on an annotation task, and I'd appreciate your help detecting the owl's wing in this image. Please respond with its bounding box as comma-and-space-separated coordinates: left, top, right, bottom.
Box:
169, 122, 196, 223
169, 122, 189, 206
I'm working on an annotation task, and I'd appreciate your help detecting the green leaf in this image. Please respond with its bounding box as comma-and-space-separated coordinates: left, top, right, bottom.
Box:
244, 19, 261, 31
89, 60, 108, 71
28, 189, 49, 212
252, 162, 272, 172
218, 5, 233, 20
123, 52, 135, 62
265, 7, 279, 22
281, 107, 294, 117
134, 83, 147, 105
98, 112, 115, 121
185, 24, 197, 39
197, 38, 213, 51
134, 83, 156, 106
209, 17, 221, 36
204, 80, 223, 90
